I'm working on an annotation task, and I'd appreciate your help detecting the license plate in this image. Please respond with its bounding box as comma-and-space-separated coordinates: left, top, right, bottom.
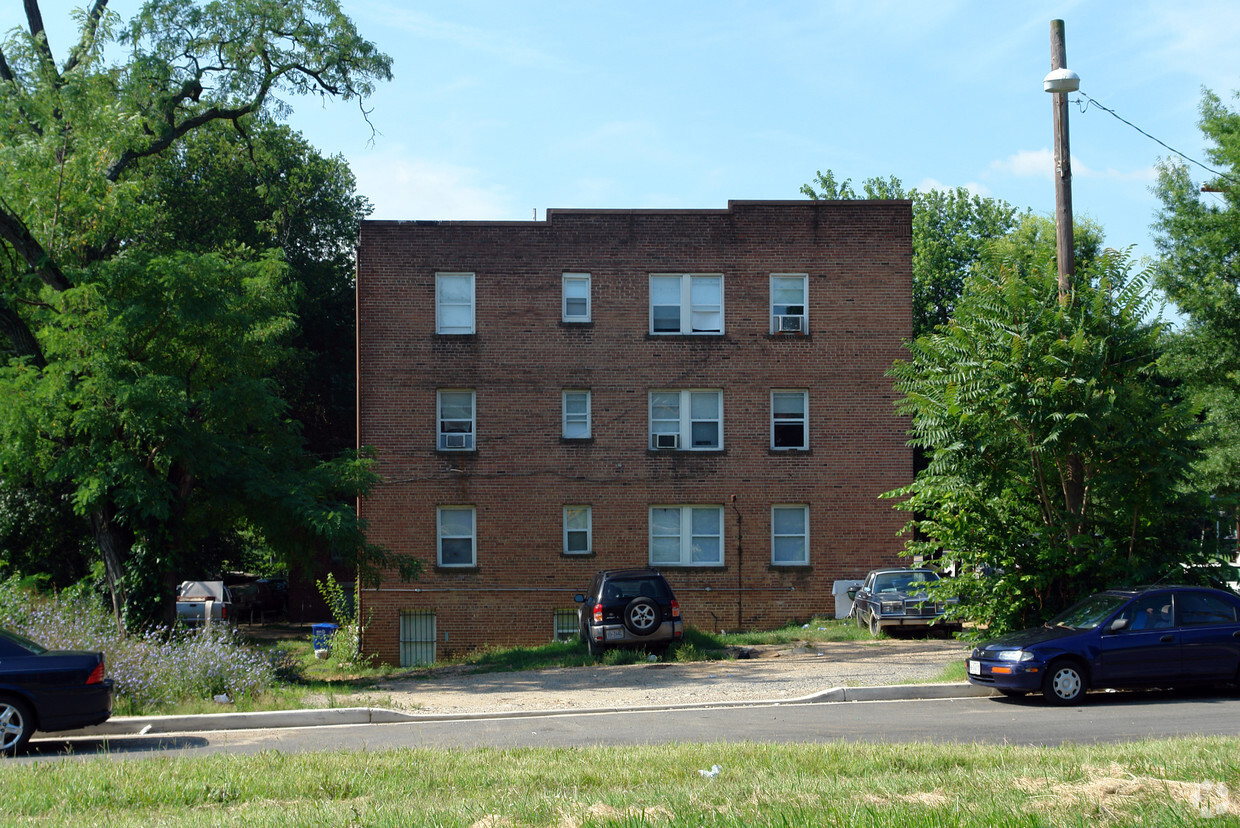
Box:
605, 628, 624, 640
967, 660, 981, 676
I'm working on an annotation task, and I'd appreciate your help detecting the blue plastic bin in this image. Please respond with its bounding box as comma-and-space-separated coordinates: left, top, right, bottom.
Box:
311, 623, 339, 651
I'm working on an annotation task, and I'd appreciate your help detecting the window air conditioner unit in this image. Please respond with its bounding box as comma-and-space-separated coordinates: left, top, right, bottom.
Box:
442, 433, 468, 449
776, 314, 803, 333
654, 433, 679, 449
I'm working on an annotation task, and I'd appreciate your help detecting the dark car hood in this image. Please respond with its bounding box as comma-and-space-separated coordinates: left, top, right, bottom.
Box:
977, 624, 1084, 653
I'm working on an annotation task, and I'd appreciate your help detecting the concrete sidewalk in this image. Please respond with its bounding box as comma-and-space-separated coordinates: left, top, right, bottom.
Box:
72, 681, 995, 737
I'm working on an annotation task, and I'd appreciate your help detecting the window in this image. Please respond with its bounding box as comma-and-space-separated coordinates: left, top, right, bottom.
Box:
771, 505, 809, 566
562, 273, 591, 322
1178, 591, 1237, 626
399, 611, 436, 667
437, 506, 476, 567
1121, 594, 1173, 631
437, 390, 475, 450
650, 390, 722, 450
771, 274, 808, 334
553, 609, 578, 641
650, 274, 722, 334
771, 390, 808, 450
562, 390, 591, 439
436, 272, 475, 334
650, 506, 723, 566
563, 505, 592, 554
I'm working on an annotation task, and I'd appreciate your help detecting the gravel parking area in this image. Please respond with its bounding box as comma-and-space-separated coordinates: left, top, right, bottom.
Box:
342, 638, 970, 715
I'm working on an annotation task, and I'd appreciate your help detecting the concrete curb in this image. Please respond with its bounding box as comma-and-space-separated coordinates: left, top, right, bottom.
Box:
69, 683, 996, 736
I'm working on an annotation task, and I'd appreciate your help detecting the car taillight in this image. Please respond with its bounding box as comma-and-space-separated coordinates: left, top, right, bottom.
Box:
86, 660, 106, 685
670, 598, 681, 618
592, 603, 603, 623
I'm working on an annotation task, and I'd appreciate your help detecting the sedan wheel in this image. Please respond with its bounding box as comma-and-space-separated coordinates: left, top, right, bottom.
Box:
868, 611, 881, 637
1043, 661, 1087, 705
0, 697, 33, 756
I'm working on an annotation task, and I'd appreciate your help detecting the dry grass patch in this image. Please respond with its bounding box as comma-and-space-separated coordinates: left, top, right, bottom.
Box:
1016, 761, 1237, 821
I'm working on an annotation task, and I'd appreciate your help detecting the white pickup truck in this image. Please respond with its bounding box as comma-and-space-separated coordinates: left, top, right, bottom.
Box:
175, 580, 233, 626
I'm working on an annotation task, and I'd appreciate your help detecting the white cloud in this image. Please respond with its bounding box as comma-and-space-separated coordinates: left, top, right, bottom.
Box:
351, 151, 514, 221
990, 149, 1055, 180
917, 178, 993, 197
349, 0, 565, 69
989, 149, 1157, 183
1133, 1, 1240, 92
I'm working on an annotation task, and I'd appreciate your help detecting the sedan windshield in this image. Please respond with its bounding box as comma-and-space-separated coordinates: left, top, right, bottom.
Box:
872, 571, 939, 593
1046, 594, 1128, 630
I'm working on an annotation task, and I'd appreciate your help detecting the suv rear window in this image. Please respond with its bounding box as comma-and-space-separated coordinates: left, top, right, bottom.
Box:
603, 578, 672, 603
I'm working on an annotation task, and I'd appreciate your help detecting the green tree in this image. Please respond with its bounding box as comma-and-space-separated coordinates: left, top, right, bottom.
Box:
136, 120, 371, 457
0, 1, 407, 623
1153, 89, 1240, 553
987, 213, 1107, 282
885, 248, 1201, 634
801, 171, 1020, 336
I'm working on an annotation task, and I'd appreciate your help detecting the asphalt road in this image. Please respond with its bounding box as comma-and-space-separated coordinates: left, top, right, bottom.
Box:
21, 689, 1240, 762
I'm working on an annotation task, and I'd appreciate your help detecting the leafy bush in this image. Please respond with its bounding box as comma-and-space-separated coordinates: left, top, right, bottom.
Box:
315, 573, 373, 669
0, 577, 276, 713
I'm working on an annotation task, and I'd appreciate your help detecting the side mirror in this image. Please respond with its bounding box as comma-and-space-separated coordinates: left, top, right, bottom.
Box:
846, 586, 860, 601
1107, 617, 1129, 633
573, 594, 586, 604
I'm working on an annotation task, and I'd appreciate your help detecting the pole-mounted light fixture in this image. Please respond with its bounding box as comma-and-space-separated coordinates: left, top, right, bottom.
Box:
1043, 67, 1080, 94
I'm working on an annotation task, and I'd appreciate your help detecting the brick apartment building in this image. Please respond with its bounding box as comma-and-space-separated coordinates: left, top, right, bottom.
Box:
355, 200, 913, 665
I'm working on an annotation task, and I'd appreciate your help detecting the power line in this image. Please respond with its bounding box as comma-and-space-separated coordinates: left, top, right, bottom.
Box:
1075, 91, 1240, 190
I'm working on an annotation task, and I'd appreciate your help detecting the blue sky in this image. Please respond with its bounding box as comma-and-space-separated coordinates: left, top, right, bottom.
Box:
9, 2, 1240, 266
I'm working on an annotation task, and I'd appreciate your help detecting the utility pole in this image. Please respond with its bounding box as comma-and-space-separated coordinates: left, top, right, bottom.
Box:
1044, 19, 1080, 303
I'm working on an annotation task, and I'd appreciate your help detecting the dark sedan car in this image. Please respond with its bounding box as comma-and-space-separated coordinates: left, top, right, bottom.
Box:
0, 628, 114, 755
848, 568, 960, 637
966, 585, 1240, 705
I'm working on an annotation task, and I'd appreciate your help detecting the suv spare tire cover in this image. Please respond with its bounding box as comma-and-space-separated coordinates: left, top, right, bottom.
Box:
624, 597, 660, 636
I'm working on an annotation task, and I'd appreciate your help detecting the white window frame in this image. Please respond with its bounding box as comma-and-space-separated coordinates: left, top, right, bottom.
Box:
437, 389, 475, 451
436, 272, 475, 334
563, 505, 592, 555
437, 506, 476, 568
770, 273, 808, 335
771, 389, 809, 450
562, 273, 591, 322
562, 390, 591, 439
649, 505, 724, 567
649, 274, 723, 335
771, 505, 810, 566
649, 389, 722, 450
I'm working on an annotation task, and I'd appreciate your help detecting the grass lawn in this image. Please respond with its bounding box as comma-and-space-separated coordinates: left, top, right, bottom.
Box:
3, 738, 1237, 825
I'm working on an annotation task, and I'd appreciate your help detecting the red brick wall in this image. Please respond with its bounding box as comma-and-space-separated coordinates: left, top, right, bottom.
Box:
356, 200, 913, 664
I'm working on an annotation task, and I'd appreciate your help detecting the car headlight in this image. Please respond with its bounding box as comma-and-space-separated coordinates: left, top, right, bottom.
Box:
996, 650, 1034, 662
880, 601, 902, 614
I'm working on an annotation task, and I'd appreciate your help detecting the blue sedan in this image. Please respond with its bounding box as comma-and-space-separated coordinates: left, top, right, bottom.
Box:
1, 628, 114, 755
966, 585, 1240, 704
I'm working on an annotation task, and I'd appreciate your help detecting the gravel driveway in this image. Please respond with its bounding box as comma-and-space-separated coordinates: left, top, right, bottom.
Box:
340, 638, 969, 716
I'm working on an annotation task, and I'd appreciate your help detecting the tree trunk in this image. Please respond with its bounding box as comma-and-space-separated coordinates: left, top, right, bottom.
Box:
90, 505, 132, 633
1061, 453, 1085, 519
0, 299, 45, 366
